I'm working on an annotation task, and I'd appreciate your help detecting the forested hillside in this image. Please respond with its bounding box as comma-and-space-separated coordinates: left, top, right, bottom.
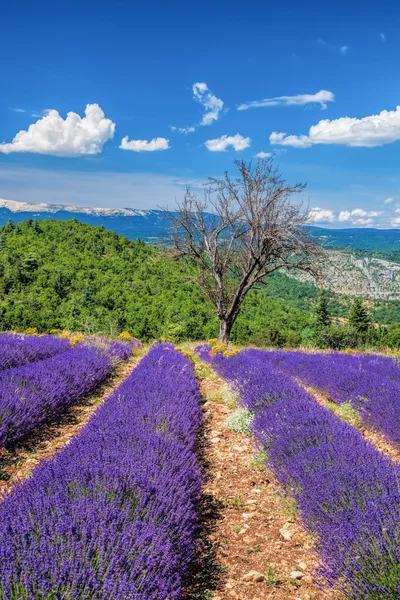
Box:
0, 219, 310, 345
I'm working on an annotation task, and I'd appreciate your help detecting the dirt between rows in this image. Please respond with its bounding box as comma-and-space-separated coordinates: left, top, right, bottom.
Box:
188, 369, 337, 600
0, 354, 142, 498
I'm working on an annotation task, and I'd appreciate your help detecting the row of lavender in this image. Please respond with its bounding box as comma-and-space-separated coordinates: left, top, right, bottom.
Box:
0, 338, 135, 449
258, 350, 400, 447
0, 333, 71, 371
0, 344, 202, 599
197, 345, 400, 599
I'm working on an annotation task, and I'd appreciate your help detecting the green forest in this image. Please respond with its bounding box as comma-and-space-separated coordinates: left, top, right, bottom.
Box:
1, 218, 400, 349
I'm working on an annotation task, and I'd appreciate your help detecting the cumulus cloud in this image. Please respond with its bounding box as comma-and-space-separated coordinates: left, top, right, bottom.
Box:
270, 104, 400, 148
238, 90, 334, 111
380, 32, 387, 42
384, 197, 394, 204
119, 137, 170, 152
309, 207, 336, 223
193, 82, 224, 126
338, 208, 380, 225
338, 210, 351, 222
256, 151, 272, 158
0, 104, 115, 156
356, 218, 374, 225
391, 216, 400, 226
205, 134, 251, 152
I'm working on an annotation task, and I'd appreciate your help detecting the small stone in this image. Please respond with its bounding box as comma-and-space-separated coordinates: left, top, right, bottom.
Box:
298, 561, 307, 571
242, 570, 265, 583
289, 570, 305, 580
279, 527, 293, 541
211, 437, 220, 443
242, 512, 253, 519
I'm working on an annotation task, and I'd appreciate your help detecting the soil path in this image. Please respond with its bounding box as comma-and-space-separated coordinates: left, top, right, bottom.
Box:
191, 361, 335, 600
0, 353, 144, 498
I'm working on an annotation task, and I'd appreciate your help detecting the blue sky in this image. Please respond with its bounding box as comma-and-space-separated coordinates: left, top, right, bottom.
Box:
1, 0, 400, 228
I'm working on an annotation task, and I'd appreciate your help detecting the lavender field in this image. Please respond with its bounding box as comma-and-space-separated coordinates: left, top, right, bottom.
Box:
1, 334, 400, 598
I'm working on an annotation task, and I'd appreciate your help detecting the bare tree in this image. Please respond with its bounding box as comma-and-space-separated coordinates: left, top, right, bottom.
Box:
166, 158, 324, 343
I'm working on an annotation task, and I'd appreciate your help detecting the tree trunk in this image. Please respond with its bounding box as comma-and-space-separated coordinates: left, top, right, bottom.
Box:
218, 318, 231, 343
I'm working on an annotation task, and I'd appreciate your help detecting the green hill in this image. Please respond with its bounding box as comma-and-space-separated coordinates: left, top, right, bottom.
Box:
0, 219, 311, 346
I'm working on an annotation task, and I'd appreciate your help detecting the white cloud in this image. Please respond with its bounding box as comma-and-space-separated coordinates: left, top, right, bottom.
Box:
270, 132, 312, 148
391, 216, 400, 226
0, 104, 115, 156
238, 90, 334, 111
119, 137, 170, 152
256, 151, 272, 158
180, 127, 195, 134
338, 210, 351, 222
340, 46, 349, 54
384, 197, 394, 204
380, 32, 387, 42
356, 218, 374, 225
309, 207, 336, 223
338, 208, 379, 225
10, 108, 27, 113
205, 134, 251, 152
270, 104, 400, 148
169, 125, 195, 135
171, 82, 224, 134
193, 82, 224, 126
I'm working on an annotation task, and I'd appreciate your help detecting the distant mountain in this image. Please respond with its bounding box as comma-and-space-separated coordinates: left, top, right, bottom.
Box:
1, 198, 400, 252
0, 198, 168, 242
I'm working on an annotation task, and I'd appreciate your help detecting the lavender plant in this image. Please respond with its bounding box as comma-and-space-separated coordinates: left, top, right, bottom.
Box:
260, 350, 400, 448
0, 333, 70, 371
0, 340, 132, 449
0, 343, 202, 599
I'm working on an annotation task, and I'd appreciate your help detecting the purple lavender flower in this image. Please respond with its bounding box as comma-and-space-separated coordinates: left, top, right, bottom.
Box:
255, 350, 400, 448
0, 333, 70, 371
0, 340, 131, 450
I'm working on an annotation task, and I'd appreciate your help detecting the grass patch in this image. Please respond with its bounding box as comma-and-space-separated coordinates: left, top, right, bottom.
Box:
224, 408, 253, 434
248, 450, 269, 470
326, 401, 363, 428
195, 363, 220, 381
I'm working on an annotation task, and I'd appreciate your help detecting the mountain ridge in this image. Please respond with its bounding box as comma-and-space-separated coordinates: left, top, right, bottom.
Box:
0, 197, 400, 252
